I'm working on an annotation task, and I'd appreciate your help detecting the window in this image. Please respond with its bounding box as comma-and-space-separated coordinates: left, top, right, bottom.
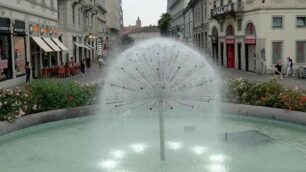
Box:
194, 8, 197, 24
246, 23, 256, 35
296, 41, 306, 63
228, 0, 232, 4
72, 3, 76, 25
226, 25, 235, 36
272, 42, 283, 64
14, 36, 26, 76
198, 7, 201, 24
213, 0, 217, 8
0, 35, 12, 81
297, 17, 306, 27
204, 1, 207, 20
237, 19, 242, 31
220, 0, 224, 6
272, 16, 283, 28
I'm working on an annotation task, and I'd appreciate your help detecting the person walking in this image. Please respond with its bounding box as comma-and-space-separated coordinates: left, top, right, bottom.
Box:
98, 57, 104, 69
285, 56, 294, 77
80, 59, 86, 77
25, 62, 31, 83
274, 60, 283, 80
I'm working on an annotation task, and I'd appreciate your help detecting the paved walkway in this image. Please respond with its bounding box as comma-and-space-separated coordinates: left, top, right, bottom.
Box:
5, 57, 306, 90
216, 66, 306, 89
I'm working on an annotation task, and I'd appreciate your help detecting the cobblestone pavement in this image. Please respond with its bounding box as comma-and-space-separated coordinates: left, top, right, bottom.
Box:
216, 66, 306, 90
5, 57, 306, 90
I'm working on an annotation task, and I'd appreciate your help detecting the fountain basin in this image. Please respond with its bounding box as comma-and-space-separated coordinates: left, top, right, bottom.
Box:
0, 108, 306, 172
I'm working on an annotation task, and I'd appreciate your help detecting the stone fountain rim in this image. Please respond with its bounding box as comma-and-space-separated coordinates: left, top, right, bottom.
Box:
0, 104, 306, 136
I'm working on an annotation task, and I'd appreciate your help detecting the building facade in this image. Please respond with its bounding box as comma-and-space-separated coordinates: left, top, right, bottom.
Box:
124, 17, 160, 42
0, 0, 60, 88
183, 6, 193, 45
58, 0, 107, 66
208, 0, 306, 73
167, 0, 190, 39
105, 0, 123, 45
127, 26, 161, 42
188, 0, 209, 53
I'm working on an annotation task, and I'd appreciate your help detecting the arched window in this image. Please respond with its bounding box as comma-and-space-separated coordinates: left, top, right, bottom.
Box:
212, 27, 218, 37
226, 25, 235, 36
246, 23, 256, 35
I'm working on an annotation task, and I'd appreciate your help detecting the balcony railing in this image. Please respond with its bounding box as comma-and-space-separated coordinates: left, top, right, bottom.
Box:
211, 2, 243, 20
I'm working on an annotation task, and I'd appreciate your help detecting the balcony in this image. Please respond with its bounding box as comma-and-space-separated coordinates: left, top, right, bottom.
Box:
211, 2, 243, 20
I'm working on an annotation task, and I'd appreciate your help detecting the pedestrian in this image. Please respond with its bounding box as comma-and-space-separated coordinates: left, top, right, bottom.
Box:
80, 59, 86, 77
98, 57, 104, 69
25, 61, 31, 83
274, 60, 283, 80
285, 56, 294, 77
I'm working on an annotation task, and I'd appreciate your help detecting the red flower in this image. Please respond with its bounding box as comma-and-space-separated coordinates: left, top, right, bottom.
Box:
67, 95, 74, 101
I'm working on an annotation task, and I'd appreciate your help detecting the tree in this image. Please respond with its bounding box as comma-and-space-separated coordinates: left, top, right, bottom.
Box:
158, 13, 171, 37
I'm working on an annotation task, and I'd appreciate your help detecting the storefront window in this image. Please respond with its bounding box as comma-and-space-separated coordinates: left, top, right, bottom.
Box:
43, 53, 49, 67
0, 35, 12, 81
51, 53, 57, 66
14, 36, 26, 76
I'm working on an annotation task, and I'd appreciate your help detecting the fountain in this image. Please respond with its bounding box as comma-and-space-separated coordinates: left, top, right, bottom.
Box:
101, 38, 218, 161
1, 38, 306, 172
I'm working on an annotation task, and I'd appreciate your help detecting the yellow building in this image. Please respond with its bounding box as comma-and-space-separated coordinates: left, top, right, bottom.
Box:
208, 0, 306, 74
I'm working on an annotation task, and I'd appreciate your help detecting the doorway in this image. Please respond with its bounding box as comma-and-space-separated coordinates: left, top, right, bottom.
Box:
227, 44, 235, 68
220, 42, 224, 66
238, 43, 242, 70
245, 44, 256, 72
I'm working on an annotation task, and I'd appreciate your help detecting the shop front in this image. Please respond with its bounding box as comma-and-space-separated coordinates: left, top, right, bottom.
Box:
13, 20, 27, 77
226, 25, 235, 68
226, 39, 235, 68
0, 18, 12, 81
244, 23, 257, 72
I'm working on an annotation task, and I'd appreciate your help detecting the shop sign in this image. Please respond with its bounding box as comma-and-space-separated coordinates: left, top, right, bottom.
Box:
245, 39, 256, 45
211, 3, 234, 18
226, 39, 235, 45
14, 20, 26, 33
43, 26, 49, 33
30, 24, 40, 33
0, 18, 11, 33
0, 59, 8, 70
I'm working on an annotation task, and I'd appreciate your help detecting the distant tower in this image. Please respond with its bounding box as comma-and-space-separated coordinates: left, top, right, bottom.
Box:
136, 16, 141, 27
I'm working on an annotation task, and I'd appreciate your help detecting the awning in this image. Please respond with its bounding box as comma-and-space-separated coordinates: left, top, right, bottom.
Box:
43, 37, 61, 52
86, 44, 94, 49
52, 38, 68, 51
31, 37, 53, 52
75, 43, 91, 50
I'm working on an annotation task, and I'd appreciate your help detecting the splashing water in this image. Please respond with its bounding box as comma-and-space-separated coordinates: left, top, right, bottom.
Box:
101, 38, 218, 112
101, 38, 219, 161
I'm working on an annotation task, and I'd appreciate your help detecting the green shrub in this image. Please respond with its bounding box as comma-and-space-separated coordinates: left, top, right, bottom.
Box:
27, 79, 99, 113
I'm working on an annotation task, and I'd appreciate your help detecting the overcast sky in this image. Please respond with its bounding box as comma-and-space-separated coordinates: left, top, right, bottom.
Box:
122, 0, 167, 27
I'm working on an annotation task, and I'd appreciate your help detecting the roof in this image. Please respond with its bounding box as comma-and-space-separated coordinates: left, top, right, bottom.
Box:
124, 26, 160, 34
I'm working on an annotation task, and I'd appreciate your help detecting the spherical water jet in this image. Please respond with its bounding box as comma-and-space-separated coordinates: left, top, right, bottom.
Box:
101, 38, 219, 161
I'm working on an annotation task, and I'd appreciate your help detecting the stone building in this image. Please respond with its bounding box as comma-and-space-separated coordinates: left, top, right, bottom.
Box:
58, 0, 107, 66
105, 0, 123, 45
187, 0, 209, 52
123, 17, 160, 42
182, 5, 193, 45
0, 0, 60, 87
167, 0, 190, 39
208, 0, 306, 73
126, 26, 160, 42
